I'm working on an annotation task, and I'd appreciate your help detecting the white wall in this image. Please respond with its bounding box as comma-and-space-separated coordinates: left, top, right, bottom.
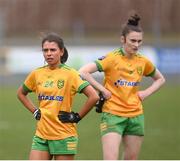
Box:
4, 45, 158, 74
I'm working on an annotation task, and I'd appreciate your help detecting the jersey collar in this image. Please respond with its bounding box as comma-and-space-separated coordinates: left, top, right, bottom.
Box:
119, 48, 125, 56
119, 47, 139, 57
58, 63, 65, 68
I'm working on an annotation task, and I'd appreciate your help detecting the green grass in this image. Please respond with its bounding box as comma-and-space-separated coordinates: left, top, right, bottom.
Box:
0, 84, 179, 159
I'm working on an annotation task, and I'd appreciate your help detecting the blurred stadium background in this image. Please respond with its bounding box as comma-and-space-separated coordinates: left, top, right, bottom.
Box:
0, 0, 180, 159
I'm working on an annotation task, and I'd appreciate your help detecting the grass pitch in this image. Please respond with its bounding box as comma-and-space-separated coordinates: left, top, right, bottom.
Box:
0, 83, 179, 159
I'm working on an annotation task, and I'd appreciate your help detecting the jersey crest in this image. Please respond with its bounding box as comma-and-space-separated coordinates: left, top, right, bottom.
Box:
57, 79, 64, 89
137, 66, 143, 75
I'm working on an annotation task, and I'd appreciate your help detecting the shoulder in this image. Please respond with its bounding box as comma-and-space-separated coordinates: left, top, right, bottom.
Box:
27, 65, 47, 75
34, 65, 48, 71
60, 64, 72, 70
60, 64, 76, 72
99, 48, 123, 60
109, 48, 123, 57
60, 64, 80, 75
136, 52, 151, 62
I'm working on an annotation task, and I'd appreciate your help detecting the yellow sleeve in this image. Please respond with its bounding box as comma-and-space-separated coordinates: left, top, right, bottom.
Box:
23, 70, 37, 92
71, 69, 90, 93
95, 52, 114, 72
143, 58, 156, 77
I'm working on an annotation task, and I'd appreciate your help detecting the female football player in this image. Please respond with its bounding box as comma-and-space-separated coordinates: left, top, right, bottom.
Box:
17, 32, 99, 160
79, 13, 165, 160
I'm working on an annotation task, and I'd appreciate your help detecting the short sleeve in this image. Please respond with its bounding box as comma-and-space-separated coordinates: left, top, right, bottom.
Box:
94, 52, 114, 72
23, 70, 36, 92
71, 70, 90, 93
143, 58, 156, 77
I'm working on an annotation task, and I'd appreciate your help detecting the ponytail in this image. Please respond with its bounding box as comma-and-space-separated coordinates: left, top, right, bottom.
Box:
61, 47, 68, 63
121, 13, 142, 37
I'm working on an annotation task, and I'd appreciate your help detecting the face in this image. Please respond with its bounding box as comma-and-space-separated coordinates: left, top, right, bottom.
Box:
121, 31, 143, 55
42, 41, 63, 68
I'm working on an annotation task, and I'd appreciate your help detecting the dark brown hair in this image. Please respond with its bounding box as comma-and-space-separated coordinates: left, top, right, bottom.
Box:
121, 13, 142, 37
42, 32, 68, 63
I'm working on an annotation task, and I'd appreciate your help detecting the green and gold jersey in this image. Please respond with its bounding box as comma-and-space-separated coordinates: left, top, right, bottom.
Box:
95, 48, 155, 117
23, 64, 89, 140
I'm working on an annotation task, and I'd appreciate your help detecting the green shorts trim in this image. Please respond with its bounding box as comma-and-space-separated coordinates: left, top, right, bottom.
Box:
100, 112, 144, 136
31, 135, 78, 155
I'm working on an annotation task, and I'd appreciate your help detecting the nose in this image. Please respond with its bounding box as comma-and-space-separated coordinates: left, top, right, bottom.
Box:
134, 41, 139, 47
46, 50, 52, 56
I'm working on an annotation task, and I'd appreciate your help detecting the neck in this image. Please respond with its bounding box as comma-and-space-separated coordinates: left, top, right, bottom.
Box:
126, 52, 134, 59
122, 47, 135, 59
48, 63, 61, 70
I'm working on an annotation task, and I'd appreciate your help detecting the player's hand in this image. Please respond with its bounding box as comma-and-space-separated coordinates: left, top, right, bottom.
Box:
102, 89, 111, 99
137, 90, 148, 101
58, 111, 81, 123
95, 93, 105, 113
33, 108, 41, 120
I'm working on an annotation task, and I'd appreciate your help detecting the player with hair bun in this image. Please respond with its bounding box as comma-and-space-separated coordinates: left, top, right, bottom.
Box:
17, 32, 99, 160
79, 13, 165, 160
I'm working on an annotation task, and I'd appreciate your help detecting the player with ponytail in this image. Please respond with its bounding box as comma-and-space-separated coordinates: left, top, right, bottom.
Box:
79, 13, 165, 160
17, 32, 99, 160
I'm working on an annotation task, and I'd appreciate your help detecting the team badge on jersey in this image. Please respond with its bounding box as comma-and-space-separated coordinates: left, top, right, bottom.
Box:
129, 70, 134, 75
57, 79, 64, 89
137, 66, 143, 75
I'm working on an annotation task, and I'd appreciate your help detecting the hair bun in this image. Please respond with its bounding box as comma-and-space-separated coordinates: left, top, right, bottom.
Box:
127, 14, 140, 26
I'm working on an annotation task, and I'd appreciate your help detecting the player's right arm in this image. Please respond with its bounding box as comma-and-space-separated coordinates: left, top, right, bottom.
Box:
17, 85, 37, 114
79, 62, 111, 99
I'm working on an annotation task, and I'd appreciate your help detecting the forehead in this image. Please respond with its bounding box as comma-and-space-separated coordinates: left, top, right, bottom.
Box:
126, 31, 143, 40
43, 41, 59, 48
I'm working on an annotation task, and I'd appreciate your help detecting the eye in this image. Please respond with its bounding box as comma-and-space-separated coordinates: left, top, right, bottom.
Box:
131, 39, 137, 43
50, 48, 57, 52
42, 48, 48, 52
42, 48, 57, 52
130, 39, 142, 44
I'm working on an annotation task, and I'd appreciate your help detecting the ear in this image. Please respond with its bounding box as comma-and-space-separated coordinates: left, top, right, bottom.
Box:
60, 48, 64, 56
121, 36, 125, 44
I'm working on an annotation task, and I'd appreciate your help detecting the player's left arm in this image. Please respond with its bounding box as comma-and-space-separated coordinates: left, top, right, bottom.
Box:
138, 69, 166, 101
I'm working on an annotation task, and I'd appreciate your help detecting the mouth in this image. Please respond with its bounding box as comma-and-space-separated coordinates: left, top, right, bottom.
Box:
46, 58, 54, 62
132, 48, 138, 52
